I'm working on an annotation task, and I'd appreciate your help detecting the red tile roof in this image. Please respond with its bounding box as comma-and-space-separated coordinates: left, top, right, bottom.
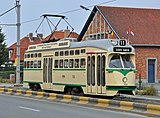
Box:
9, 36, 42, 61
79, 6, 160, 45
44, 31, 79, 41
97, 6, 160, 45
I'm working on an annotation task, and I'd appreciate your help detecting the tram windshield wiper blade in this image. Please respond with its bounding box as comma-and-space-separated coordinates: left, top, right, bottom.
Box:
110, 63, 118, 68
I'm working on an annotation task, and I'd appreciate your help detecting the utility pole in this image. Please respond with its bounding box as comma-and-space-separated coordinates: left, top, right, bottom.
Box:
16, 0, 21, 85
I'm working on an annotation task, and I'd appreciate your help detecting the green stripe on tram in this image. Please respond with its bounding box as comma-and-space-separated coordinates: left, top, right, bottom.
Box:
24, 68, 43, 71
53, 68, 86, 71
53, 83, 86, 87
106, 69, 137, 76
106, 86, 136, 90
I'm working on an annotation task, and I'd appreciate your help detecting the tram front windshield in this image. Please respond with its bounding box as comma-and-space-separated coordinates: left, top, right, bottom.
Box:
109, 54, 134, 68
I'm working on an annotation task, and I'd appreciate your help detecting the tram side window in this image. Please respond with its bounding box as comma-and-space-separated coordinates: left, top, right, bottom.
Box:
33, 60, 38, 68
24, 61, 26, 68
54, 60, 58, 68
64, 59, 68, 68
60, 51, 64, 56
27, 61, 30, 68
30, 61, 33, 68
24, 54, 27, 59
65, 51, 69, 56
38, 61, 41, 68
69, 59, 74, 68
81, 49, 86, 53
75, 50, 80, 55
34, 53, 37, 58
55, 52, 59, 56
59, 60, 63, 68
80, 58, 85, 68
75, 59, 79, 68
27, 54, 30, 58
31, 54, 34, 58
70, 50, 74, 55
38, 53, 42, 57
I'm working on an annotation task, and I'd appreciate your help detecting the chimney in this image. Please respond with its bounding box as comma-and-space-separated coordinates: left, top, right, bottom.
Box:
64, 29, 70, 38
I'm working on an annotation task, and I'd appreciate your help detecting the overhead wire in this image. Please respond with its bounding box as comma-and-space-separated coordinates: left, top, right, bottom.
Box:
20, 0, 117, 25
0, 0, 116, 27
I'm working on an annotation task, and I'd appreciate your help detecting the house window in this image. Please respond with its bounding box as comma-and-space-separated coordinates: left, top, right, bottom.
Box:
9, 50, 13, 59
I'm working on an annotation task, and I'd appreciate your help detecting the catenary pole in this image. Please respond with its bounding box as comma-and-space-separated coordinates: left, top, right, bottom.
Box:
16, 0, 21, 84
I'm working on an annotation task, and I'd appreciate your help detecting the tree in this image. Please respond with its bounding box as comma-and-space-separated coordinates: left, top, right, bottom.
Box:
0, 28, 8, 66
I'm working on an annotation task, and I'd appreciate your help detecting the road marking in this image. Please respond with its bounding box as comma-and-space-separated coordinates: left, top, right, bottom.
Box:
19, 106, 40, 112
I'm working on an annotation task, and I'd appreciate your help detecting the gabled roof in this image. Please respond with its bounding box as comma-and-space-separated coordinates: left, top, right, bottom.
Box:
78, 6, 160, 45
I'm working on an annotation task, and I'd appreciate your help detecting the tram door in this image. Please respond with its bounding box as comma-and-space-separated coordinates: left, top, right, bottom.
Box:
97, 54, 106, 94
87, 54, 96, 93
43, 58, 53, 89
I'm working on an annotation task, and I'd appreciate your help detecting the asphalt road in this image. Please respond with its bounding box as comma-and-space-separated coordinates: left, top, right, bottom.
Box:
0, 94, 148, 118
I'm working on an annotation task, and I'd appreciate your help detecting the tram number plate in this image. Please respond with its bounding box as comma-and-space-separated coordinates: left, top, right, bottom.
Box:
113, 47, 132, 52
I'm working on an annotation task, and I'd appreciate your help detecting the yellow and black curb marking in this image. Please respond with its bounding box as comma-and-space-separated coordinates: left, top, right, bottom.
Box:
0, 87, 160, 117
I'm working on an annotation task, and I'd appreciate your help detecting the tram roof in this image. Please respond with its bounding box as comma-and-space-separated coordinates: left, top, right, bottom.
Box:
70, 39, 135, 53
26, 39, 135, 53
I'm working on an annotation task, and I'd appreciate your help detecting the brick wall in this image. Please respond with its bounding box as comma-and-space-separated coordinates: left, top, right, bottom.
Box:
135, 47, 160, 82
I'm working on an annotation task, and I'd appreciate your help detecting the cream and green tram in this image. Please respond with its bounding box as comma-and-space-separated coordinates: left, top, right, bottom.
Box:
23, 38, 137, 96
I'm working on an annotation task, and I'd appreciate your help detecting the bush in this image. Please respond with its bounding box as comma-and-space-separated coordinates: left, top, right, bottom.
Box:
0, 71, 15, 79
141, 86, 157, 95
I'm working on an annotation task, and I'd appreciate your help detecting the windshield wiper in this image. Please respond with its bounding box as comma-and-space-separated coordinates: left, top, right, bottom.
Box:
110, 63, 118, 68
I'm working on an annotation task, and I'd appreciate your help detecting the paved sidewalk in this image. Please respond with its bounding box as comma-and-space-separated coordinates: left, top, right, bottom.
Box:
0, 83, 14, 87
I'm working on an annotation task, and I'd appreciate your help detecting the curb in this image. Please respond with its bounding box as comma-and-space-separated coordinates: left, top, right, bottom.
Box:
0, 87, 160, 117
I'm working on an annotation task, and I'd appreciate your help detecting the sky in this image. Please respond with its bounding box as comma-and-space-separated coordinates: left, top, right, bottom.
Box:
0, 0, 160, 46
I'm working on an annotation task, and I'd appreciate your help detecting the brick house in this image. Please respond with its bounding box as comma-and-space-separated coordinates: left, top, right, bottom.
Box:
77, 6, 160, 85
9, 33, 43, 63
9, 30, 79, 62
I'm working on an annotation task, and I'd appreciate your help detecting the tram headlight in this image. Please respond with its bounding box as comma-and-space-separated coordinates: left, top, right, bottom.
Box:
122, 77, 128, 83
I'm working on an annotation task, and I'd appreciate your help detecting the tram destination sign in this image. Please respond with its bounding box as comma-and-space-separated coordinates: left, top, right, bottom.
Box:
113, 47, 132, 52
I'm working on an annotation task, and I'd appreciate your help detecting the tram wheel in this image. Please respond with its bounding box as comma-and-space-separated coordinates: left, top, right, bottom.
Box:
65, 87, 72, 95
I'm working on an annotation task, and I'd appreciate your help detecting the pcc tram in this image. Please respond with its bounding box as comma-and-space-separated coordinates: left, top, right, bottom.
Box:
23, 38, 137, 96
